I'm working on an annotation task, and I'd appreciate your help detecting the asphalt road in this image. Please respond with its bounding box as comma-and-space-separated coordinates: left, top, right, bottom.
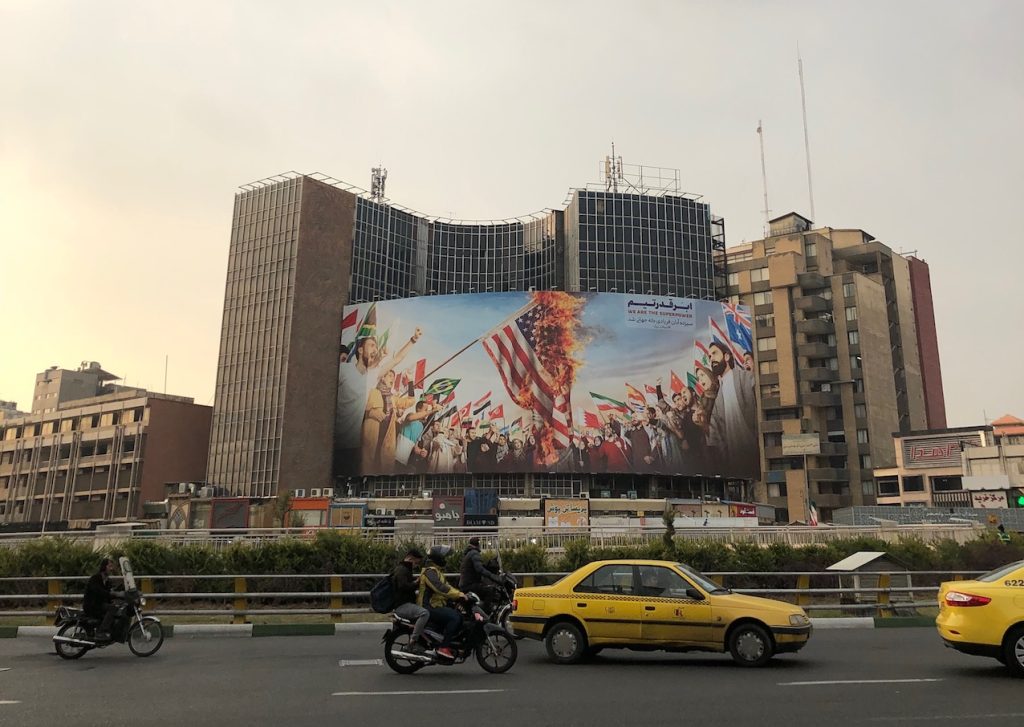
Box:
1, 628, 1022, 727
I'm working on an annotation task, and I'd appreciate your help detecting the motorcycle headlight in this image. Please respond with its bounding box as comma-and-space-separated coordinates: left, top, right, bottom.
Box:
789, 613, 810, 626
140, 597, 147, 606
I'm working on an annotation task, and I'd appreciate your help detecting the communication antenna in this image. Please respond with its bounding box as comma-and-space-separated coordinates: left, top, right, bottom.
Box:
370, 164, 388, 202
604, 142, 623, 193
757, 120, 771, 236
798, 47, 816, 223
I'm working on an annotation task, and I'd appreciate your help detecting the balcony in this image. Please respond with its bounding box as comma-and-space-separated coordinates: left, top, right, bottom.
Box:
808, 468, 851, 482
803, 391, 841, 408
819, 441, 848, 456
760, 421, 785, 433
795, 295, 831, 314
797, 342, 834, 358
803, 367, 839, 383
797, 318, 834, 336
763, 445, 785, 460
765, 470, 789, 484
797, 271, 827, 290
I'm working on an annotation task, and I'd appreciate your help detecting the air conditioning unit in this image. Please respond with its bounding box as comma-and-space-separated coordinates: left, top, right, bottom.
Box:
293, 489, 306, 498
579, 491, 590, 499
322, 488, 334, 497
199, 486, 215, 498
178, 483, 189, 494
310, 488, 322, 497
376, 508, 389, 515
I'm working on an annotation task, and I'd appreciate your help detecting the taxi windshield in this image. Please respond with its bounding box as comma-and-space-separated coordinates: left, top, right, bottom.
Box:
677, 563, 728, 593
977, 561, 1024, 582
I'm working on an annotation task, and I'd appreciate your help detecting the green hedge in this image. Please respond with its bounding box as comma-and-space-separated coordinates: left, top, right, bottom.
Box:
1, 531, 1022, 583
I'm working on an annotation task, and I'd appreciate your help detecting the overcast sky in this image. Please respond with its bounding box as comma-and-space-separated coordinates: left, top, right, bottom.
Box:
2, 1, 1021, 427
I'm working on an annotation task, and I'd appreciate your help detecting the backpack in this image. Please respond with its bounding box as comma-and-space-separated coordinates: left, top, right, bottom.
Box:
370, 574, 397, 614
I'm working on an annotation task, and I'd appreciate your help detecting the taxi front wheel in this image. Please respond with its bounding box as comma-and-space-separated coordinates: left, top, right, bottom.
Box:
545, 622, 587, 664
728, 623, 773, 668
1003, 626, 1024, 677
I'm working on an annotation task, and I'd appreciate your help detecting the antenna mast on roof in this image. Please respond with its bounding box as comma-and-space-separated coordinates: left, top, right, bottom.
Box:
370, 164, 387, 202
604, 142, 623, 193
757, 120, 771, 237
798, 47, 816, 223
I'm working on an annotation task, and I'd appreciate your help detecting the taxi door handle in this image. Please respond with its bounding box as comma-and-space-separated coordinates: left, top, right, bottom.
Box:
644, 606, 656, 611
577, 603, 588, 608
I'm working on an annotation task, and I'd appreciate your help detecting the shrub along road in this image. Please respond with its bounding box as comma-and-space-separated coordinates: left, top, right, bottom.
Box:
0, 628, 1021, 726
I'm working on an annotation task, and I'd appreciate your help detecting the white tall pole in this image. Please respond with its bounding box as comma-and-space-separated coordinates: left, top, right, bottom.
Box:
798, 49, 816, 223
757, 120, 771, 236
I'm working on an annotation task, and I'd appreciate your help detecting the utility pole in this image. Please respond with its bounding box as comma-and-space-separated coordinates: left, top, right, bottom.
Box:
798, 48, 816, 223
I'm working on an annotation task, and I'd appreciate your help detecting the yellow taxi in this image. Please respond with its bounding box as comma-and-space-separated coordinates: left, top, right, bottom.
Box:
509, 559, 811, 666
936, 559, 1024, 676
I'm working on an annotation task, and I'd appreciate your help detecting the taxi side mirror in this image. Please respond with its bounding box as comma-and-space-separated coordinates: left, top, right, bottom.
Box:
686, 588, 705, 601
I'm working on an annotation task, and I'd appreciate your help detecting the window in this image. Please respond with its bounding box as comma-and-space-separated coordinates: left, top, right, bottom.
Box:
845, 306, 858, 321
828, 357, 839, 371
755, 313, 775, 329
859, 454, 872, 469
820, 288, 832, 300
768, 483, 787, 498
750, 267, 770, 283
575, 564, 635, 595
848, 330, 859, 345
757, 337, 777, 352
764, 432, 783, 447
727, 272, 739, 287
877, 477, 899, 496
804, 240, 817, 258
854, 378, 865, 393
636, 566, 696, 599
753, 291, 772, 306
862, 481, 875, 495
854, 404, 867, 419
931, 476, 963, 492
843, 282, 855, 298
759, 360, 778, 375
902, 475, 924, 492
851, 355, 861, 370
760, 383, 781, 398
856, 429, 869, 444
826, 333, 837, 346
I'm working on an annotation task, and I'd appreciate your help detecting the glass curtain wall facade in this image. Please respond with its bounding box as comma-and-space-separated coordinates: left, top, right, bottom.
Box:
208, 178, 302, 496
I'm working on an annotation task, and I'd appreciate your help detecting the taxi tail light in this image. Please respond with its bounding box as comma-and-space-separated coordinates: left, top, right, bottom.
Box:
944, 591, 991, 607
512, 599, 518, 612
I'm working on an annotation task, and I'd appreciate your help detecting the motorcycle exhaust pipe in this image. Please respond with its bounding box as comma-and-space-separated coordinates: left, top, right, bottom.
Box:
390, 648, 433, 663
53, 635, 94, 648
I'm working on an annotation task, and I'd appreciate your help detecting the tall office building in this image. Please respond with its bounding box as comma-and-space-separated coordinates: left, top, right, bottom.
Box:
207, 171, 727, 499
723, 213, 945, 522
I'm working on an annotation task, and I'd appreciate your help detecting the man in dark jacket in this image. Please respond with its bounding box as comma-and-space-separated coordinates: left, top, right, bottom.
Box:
459, 537, 503, 609
83, 558, 122, 641
391, 548, 429, 654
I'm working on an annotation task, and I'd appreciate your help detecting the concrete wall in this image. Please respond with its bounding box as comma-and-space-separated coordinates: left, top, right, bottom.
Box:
853, 274, 900, 468
141, 399, 213, 507
890, 254, 928, 431
907, 257, 946, 429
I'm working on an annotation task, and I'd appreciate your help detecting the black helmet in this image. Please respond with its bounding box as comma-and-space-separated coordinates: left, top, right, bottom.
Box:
428, 545, 452, 565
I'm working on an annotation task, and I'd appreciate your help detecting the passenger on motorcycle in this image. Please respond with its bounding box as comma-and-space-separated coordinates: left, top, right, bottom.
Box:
391, 547, 429, 655
418, 545, 466, 660
83, 557, 123, 642
459, 537, 503, 611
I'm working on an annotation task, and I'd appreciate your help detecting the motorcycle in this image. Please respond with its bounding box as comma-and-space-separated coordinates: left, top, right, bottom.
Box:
480, 557, 518, 635
52, 556, 165, 660
382, 593, 517, 675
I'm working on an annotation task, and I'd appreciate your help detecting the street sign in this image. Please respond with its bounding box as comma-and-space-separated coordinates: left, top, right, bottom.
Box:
782, 434, 821, 456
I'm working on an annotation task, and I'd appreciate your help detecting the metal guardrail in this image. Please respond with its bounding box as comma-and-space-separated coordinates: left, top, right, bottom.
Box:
0, 523, 983, 550
0, 570, 982, 621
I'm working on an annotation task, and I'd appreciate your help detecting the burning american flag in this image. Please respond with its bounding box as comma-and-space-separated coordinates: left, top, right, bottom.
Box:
480, 292, 582, 463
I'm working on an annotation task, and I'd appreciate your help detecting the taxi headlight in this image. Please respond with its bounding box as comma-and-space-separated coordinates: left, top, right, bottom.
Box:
790, 613, 810, 626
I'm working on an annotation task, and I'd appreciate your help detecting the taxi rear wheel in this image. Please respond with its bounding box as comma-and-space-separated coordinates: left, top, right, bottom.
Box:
728, 623, 773, 668
545, 621, 587, 665
1003, 626, 1024, 677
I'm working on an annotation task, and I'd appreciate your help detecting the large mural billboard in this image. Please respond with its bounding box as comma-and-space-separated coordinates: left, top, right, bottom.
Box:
333, 292, 758, 479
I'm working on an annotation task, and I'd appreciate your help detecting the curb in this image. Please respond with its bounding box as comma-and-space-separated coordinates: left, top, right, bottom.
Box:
1, 618, 933, 638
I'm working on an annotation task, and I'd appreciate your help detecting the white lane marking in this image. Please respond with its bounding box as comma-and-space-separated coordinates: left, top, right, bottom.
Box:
0, 669, 10, 672
0, 701, 21, 705
338, 659, 383, 667
780, 678, 943, 686
333, 689, 505, 697
869, 714, 1024, 723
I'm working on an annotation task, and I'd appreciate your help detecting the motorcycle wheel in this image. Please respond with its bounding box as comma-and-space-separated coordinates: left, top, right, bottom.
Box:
475, 632, 517, 674
127, 617, 165, 657
54, 622, 90, 660
383, 630, 426, 675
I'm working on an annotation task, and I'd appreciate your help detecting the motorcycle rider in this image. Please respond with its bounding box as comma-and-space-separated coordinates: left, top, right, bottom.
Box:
84, 557, 123, 642
391, 547, 429, 655
418, 545, 466, 660
459, 537, 503, 611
